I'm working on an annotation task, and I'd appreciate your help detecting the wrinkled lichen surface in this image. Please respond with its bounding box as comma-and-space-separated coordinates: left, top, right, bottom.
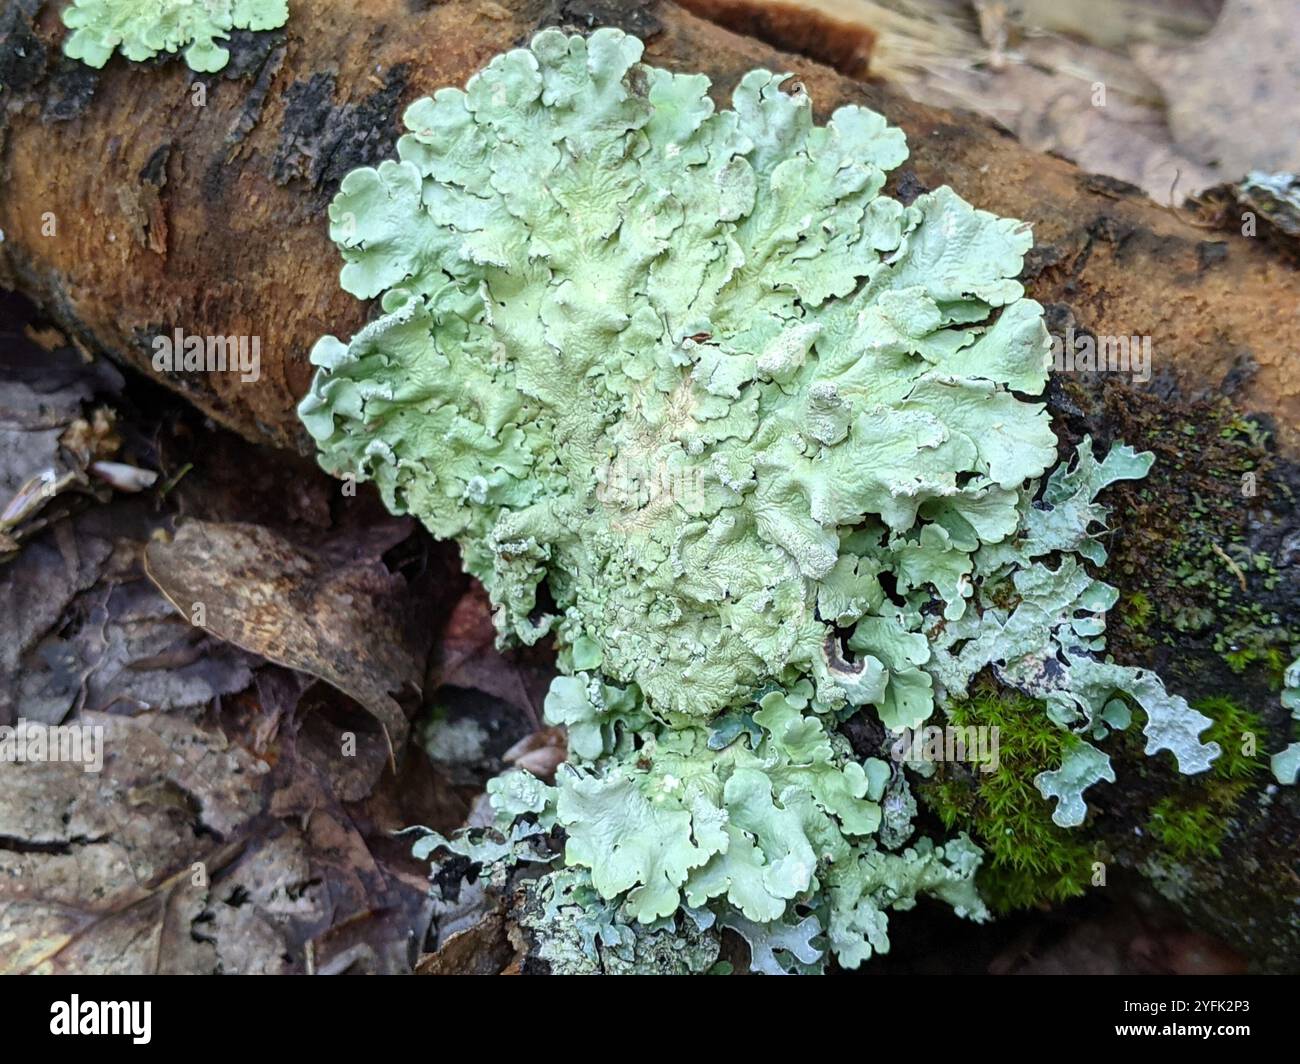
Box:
303, 29, 1236, 973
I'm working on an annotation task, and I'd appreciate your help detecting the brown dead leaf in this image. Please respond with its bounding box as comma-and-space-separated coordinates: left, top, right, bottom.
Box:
145, 520, 432, 759
1, 293, 450, 973
504, 727, 567, 781
681, 0, 1252, 202
0, 711, 268, 974
414, 899, 512, 975
0, 698, 444, 974
433, 582, 554, 726
1, 504, 260, 726
1135, 0, 1300, 179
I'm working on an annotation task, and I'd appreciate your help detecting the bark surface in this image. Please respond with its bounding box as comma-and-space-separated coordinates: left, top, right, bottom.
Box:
1, 0, 1297, 450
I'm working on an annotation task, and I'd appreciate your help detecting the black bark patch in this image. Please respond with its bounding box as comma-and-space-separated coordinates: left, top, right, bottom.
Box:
271, 65, 410, 197
1078, 172, 1144, 200
1196, 239, 1229, 271
1022, 242, 1065, 280
40, 58, 99, 122
1076, 213, 1191, 280
840, 710, 887, 762
1219, 350, 1258, 397
432, 854, 474, 904
892, 168, 929, 206
139, 143, 172, 187
274, 71, 337, 183
197, 43, 287, 200
0, 0, 46, 96
535, 0, 664, 39
1043, 370, 1086, 421
1108, 220, 1186, 267
220, 26, 287, 81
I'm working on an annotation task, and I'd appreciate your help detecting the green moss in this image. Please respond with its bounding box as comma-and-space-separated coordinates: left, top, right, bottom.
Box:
919, 683, 1098, 912
1120, 589, 1153, 632
1197, 696, 1268, 782
921, 691, 1269, 910
1220, 642, 1288, 685
1147, 798, 1225, 859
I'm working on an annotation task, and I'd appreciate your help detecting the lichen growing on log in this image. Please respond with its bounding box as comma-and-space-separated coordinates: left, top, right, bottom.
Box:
301, 28, 1239, 972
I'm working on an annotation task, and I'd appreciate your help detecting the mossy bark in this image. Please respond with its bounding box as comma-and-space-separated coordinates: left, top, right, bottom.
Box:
1, 0, 1296, 968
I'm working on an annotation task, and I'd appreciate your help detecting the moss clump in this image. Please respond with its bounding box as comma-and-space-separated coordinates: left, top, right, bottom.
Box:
919, 684, 1098, 913
1220, 642, 1288, 684
1147, 799, 1226, 859
1119, 589, 1153, 633
922, 690, 1270, 912
1197, 696, 1269, 784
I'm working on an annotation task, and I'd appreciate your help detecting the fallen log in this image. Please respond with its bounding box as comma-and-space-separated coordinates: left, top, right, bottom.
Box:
1, 0, 1297, 969
2, 0, 1298, 450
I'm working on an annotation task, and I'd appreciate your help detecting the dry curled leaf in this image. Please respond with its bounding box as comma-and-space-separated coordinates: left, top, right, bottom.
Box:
145, 520, 431, 759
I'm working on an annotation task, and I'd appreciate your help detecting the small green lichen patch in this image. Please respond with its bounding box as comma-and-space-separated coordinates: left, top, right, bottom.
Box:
62, 0, 288, 73
516, 868, 722, 975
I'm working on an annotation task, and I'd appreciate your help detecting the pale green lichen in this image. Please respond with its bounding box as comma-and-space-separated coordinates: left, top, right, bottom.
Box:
302, 27, 1057, 721
1034, 740, 1115, 828
306, 29, 1220, 972
517, 867, 722, 975
62, 0, 288, 73
923, 438, 1221, 784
